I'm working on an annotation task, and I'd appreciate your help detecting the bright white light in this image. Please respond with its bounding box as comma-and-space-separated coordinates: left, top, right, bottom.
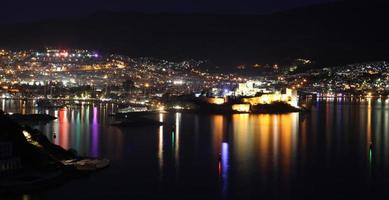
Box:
173, 80, 184, 85
173, 105, 183, 110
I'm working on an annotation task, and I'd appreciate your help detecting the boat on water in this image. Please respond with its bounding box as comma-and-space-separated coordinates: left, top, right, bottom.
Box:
61, 158, 110, 171
35, 99, 67, 108
117, 105, 148, 114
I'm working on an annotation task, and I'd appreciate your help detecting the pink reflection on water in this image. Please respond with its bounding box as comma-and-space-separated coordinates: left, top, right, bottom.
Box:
221, 142, 229, 198
58, 108, 69, 149
91, 107, 99, 157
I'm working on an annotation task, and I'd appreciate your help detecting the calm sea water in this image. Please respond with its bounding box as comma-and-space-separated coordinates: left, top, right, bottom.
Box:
2, 98, 389, 199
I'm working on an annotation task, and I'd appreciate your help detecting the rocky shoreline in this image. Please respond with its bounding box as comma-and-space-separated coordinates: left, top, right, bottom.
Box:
0, 110, 109, 194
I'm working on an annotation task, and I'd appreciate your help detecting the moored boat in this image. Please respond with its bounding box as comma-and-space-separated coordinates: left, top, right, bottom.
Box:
61, 158, 110, 171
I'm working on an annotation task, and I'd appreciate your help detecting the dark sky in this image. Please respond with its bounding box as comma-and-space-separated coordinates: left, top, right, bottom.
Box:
1, 0, 334, 23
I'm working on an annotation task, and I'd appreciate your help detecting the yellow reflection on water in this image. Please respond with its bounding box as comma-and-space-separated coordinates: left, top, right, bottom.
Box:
20, 99, 26, 114
232, 113, 252, 180
232, 114, 250, 160
231, 113, 299, 181
22, 194, 30, 200
367, 98, 372, 145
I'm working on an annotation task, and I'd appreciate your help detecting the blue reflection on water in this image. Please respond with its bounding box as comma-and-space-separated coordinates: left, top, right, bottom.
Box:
221, 142, 229, 199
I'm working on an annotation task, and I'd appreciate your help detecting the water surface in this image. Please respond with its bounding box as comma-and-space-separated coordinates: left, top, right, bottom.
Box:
2, 98, 389, 199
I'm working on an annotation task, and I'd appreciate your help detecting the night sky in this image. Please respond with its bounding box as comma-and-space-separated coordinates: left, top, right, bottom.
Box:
1, 0, 334, 23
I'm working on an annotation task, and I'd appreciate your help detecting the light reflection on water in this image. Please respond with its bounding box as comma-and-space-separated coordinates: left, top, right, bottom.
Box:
2, 98, 389, 199
158, 113, 164, 180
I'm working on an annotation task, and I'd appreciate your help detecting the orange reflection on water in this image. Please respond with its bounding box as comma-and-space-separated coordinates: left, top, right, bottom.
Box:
211, 115, 224, 156
232, 114, 252, 180
232, 114, 250, 158
58, 108, 69, 149
231, 113, 299, 181
279, 114, 293, 177
367, 98, 372, 145
257, 114, 271, 172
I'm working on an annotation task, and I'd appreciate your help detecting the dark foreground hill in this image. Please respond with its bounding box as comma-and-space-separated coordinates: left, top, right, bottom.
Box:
0, 0, 388, 67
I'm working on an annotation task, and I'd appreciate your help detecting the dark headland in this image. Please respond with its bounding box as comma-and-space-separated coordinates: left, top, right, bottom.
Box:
0, 111, 109, 194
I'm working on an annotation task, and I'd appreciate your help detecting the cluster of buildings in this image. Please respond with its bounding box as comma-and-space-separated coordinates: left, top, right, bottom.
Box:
0, 48, 247, 109
282, 61, 389, 97
1, 48, 387, 112
235, 60, 389, 98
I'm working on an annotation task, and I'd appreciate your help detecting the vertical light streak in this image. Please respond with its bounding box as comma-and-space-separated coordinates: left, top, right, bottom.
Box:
53, 110, 59, 145
91, 106, 99, 157
221, 142, 229, 199
158, 113, 164, 179
58, 108, 69, 149
273, 115, 279, 166
175, 112, 181, 171
1, 99, 5, 111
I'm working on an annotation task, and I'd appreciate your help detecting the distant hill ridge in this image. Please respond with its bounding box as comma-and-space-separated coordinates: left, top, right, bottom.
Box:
0, 0, 388, 67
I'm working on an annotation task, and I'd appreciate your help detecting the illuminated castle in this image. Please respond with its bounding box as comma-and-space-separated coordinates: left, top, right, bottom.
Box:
199, 80, 299, 113
241, 88, 298, 107
234, 81, 270, 96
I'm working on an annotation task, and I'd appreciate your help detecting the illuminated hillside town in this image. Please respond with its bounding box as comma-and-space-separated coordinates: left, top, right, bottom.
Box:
1, 48, 388, 113
4, 0, 389, 198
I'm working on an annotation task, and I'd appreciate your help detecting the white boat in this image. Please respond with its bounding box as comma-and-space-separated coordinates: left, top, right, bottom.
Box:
61, 158, 110, 171
117, 106, 148, 113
